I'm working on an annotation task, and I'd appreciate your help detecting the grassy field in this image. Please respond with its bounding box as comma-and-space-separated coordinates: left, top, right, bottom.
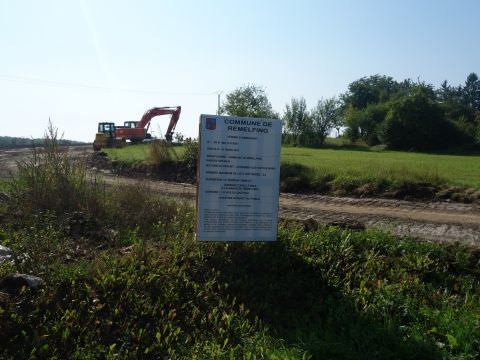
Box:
104, 142, 480, 201
1, 138, 480, 358
105, 143, 480, 188
282, 146, 480, 188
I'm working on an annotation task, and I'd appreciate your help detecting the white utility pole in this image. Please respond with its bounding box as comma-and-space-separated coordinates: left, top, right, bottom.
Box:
216, 91, 223, 115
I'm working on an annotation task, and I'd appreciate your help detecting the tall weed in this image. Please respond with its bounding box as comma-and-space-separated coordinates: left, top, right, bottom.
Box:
106, 182, 184, 239
9, 122, 103, 216
147, 140, 176, 165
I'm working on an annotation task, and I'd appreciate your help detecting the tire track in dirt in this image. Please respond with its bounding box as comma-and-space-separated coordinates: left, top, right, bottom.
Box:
97, 171, 480, 246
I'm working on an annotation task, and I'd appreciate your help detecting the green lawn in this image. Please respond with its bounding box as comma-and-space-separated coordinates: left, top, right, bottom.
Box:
106, 143, 480, 189
282, 146, 480, 188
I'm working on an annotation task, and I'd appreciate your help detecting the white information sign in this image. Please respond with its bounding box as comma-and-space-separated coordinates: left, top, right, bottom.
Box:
196, 114, 282, 241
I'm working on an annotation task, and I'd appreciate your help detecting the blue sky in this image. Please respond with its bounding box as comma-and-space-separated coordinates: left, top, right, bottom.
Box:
1, 0, 479, 141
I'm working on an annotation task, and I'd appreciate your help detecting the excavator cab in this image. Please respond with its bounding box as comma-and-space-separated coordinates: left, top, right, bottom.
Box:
98, 122, 116, 134
123, 121, 139, 128
93, 122, 116, 151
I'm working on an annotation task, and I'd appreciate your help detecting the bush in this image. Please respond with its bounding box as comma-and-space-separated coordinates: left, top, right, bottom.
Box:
181, 138, 198, 174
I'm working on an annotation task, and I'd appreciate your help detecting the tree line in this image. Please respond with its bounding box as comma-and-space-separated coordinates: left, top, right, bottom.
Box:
220, 73, 480, 151
0, 136, 85, 149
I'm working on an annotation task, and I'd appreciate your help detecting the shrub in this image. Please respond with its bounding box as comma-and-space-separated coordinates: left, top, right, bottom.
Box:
181, 138, 198, 174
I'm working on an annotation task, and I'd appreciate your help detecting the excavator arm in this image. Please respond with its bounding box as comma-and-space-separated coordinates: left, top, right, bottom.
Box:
138, 106, 182, 141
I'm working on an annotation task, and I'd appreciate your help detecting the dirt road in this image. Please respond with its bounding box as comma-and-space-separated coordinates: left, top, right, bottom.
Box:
98, 172, 480, 246
2, 146, 480, 245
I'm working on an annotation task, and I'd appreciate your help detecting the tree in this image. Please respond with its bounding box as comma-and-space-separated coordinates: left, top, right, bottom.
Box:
283, 97, 311, 144
341, 75, 415, 143
379, 87, 456, 150
476, 111, 480, 144
220, 84, 278, 118
344, 102, 389, 145
173, 132, 184, 144
342, 75, 401, 110
438, 75, 478, 144
332, 110, 344, 138
310, 97, 341, 145
437, 80, 458, 104
462, 73, 480, 110
343, 105, 361, 142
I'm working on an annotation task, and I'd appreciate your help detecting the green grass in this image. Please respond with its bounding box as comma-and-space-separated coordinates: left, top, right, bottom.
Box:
282, 146, 480, 189
105, 142, 480, 189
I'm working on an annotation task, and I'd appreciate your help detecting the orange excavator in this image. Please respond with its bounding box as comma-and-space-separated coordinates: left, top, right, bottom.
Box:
93, 106, 181, 151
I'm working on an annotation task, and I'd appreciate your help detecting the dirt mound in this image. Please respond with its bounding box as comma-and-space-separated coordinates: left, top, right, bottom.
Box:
89, 152, 196, 183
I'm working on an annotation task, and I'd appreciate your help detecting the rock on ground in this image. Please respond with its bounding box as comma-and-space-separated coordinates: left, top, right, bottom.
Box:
0, 274, 45, 292
0, 244, 14, 265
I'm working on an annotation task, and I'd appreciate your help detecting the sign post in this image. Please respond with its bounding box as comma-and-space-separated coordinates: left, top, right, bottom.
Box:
196, 115, 282, 242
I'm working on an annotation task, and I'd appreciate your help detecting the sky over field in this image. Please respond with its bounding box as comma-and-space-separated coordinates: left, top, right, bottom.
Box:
1, 0, 479, 141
